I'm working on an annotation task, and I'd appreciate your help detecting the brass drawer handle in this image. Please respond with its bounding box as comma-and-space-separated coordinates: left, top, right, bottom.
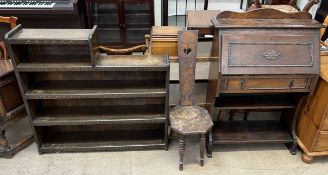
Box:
263, 50, 281, 60
289, 79, 295, 88
240, 79, 246, 89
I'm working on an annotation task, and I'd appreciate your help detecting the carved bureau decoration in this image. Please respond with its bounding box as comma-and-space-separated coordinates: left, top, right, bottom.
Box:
169, 30, 213, 171
6, 25, 170, 153
206, 9, 322, 157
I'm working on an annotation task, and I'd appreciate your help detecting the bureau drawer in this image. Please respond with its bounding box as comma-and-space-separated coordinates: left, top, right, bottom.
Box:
322, 118, 328, 131
221, 34, 320, 75
314, 131, 328, 152
220, 76, 315, 93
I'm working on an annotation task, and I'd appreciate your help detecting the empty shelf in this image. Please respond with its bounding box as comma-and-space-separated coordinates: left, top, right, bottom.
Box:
212, 121, 293, 144
25, 80, 166, 99
215, 94, 296, 110
39, 130, 165, 153
33, 105, 166, 126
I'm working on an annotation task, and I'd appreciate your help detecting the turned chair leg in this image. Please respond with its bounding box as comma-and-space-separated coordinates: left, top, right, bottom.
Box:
179, 135, 185, 171
200, 134, 205, 167
0, 130, 10, 150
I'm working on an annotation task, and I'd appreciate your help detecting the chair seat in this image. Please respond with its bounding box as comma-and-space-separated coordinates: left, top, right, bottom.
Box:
169, 105, 213, 135
262, 5, 299, 13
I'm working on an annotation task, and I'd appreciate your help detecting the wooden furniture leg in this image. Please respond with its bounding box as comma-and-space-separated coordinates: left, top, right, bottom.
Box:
0, 130, 10, 151
200, 134, 205, 166
301, 153, 314, 164
207, 129, 213, 158
244, 110, 249, 121
179, 135, 185, 171
229, 109, 249, 121
204, 0, 208, 10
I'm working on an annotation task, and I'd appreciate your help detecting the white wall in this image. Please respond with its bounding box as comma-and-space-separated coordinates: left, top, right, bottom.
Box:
154, 0, 162, 26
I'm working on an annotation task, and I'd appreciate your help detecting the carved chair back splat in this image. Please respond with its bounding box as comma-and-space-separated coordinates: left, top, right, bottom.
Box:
178, 31, 198, 107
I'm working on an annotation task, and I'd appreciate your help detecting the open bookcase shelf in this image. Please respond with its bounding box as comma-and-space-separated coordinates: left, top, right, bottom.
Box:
24, 80, 166, 99
38, 126, 166, 153
7, 26, 170, 153
33, 104, 166, 126
212, 121, 293, 144
215, 93, 298, 110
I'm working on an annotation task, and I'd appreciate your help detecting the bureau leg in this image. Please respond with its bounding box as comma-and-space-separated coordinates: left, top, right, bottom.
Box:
206, 129, 213, 158
179, 135, 185, 171
200, 134, 205, 167
0, 130, 10, 151
301, 153, 313, 164
229, 110, 234, 121
286, 141, 297, 155
243, 110, 249, 121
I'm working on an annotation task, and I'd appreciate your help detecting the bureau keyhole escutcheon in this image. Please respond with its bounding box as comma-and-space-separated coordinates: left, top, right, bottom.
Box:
240, 79, 246, 89
263, 49, 281, 60
289, 79, 295, 89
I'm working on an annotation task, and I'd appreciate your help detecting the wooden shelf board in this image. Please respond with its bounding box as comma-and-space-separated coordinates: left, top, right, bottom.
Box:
17, 62, 92, 72
93, 13, 118, 17
17, 55, 169, 72
40, 130, 165, 153
97, 28, 121, 31
215, 94, 296, 110
9, 28, 92, 43
124, 10, 150, 14
212, 121, 293, 144
33, 105, 166, 126
25, 80, 166, 99
96, 55, 169, 68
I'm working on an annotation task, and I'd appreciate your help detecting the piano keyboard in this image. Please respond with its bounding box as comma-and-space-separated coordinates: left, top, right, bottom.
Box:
0, 0, 56, 8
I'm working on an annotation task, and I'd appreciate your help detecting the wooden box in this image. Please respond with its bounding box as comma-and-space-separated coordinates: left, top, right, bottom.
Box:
150, 26, 183, 56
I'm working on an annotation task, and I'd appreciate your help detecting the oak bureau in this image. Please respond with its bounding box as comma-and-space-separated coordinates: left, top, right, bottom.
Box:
206, 9, 322, 157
